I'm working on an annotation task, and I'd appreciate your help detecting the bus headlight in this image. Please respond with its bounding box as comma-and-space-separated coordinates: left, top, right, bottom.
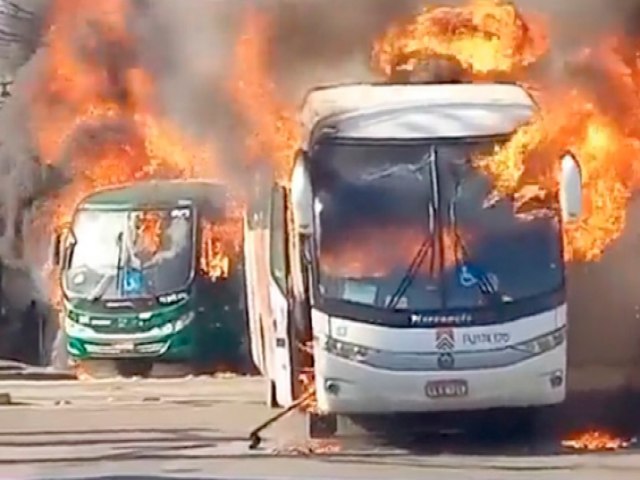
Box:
324, 337, 375, 362
173, 311, 194, 332
64, 317, 94, 337
511, 327, 566, 356
156, 311, 195, 336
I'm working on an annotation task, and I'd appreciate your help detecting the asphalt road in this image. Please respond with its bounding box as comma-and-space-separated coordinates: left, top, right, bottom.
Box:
1, 376, 640, 480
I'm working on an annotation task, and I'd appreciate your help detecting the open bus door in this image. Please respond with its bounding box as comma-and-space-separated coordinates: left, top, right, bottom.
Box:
243, 213, 265, 375
269, 184, 305, 407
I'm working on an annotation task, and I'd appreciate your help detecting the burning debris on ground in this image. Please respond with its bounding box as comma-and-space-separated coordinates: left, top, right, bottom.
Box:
562, 430, 636, 452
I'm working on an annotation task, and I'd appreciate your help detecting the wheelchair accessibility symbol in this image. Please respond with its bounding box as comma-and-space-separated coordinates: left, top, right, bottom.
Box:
458, 265, 478, 288
123, 269, 144, 294
457, 264, 499, 291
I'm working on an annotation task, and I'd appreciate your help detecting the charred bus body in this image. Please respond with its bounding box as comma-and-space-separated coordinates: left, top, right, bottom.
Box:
244, 82, 583, 438
51, 180, 247, 377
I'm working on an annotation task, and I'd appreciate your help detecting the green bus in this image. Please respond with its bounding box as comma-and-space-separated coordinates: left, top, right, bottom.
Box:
50, 180, 248, 377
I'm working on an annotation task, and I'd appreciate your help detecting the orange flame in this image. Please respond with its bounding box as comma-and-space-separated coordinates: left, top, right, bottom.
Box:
227, 1, 640, 264
374, 0, 640, 263
200, 221, 231, 280
562, 430, 633, 451
372, 0, 549, 79
228, 9, 300, 183
135, 212, 163, 256
30, 0, 219, 233
28, 0, 223, 309
320, 226, 466, 279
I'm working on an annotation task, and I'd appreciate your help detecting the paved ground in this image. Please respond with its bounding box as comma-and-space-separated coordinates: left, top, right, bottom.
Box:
1, 376, 640, 479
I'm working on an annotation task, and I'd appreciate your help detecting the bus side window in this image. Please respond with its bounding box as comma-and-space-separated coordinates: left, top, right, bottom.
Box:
269, 186, 288, 293
200, 219, 231, 282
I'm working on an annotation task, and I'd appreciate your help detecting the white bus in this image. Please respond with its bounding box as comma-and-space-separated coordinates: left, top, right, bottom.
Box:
243, 82, 583, 438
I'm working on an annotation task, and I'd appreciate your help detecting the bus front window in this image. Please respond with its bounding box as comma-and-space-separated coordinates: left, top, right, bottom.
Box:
311, 141, 442, 311
310, 139, 564, 319
63, 208, 194, 300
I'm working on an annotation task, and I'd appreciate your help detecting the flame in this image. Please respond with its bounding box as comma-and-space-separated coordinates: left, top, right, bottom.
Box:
373, 0, 640, 263
30, 0, 219, 234
200, 221, 231, 280
299, 368, 318, 413
28, 0, 222, 311
228, 9, 300, 183
135, 211, 163, 256
199, 195, 244, 281
562, 430, 633, 451
372, 0, 549, 79
320, 226, 469, 279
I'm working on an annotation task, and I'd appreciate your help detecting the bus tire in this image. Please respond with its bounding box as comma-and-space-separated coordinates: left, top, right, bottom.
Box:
265, 377, 278, 408
306, 412, 338, 439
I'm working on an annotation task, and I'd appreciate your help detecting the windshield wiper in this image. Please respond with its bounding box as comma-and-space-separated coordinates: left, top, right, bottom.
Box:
386, 147, 437, 310
88, 232, 124, 302
87, 273, 115, 302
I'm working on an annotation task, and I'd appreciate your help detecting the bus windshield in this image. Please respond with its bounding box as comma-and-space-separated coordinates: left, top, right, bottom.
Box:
62, 207, 194, 300
311, 139, 563, 314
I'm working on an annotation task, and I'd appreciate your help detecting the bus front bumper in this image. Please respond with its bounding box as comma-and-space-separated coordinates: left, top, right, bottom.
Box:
314, 343, 567, 414
67, 326, 196, 361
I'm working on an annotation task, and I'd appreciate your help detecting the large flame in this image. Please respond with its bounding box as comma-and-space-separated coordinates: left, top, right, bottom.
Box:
228, 0, 640, 264
30, 0, 219, 232
28, 0, 226, 309
372, 0, 549, 79
373, 0, 640, 262
227, 9, 300, 183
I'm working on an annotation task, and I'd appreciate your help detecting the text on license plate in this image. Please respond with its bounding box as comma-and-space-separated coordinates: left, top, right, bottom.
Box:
425, 380, 468, 398
114, 342, 135, 352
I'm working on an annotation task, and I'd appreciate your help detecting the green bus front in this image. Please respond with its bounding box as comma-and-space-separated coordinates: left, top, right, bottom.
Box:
54, 184, 245, 371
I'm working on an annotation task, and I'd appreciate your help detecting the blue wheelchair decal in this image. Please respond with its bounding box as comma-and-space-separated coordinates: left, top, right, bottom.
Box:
457, 264, 485, 288
123, 268, 144, 294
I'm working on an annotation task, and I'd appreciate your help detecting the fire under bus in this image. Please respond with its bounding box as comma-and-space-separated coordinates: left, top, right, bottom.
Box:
50, 180, 247, 377
244, 82, 584, 439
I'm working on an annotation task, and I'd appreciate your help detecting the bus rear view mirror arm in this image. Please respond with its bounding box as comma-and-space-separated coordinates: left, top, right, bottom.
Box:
50, 225, 71, 268
51, 232, 62, 267
559, 151, 583, 223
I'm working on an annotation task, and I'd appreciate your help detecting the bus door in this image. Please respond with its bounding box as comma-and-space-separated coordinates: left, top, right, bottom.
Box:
269, 185, 297, 406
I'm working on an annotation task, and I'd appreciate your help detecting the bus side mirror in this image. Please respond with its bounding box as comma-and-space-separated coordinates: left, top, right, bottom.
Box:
559, 152, 582, 223
51, 231, 63, 267
291, 150, 313, 235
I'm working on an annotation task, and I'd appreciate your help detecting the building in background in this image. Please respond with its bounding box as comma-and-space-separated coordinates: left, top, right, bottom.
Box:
0, 0, 44, 107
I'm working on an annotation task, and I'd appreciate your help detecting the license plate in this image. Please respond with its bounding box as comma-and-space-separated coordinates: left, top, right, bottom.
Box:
425, 380, 468, 398
114, 341, 135, 352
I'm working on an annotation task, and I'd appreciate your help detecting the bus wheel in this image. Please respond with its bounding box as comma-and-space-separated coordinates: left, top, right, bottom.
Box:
306, 412, 338, 439
265, 377, 278, 408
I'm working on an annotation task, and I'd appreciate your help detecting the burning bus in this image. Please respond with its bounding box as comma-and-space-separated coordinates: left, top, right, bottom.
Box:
243, 82, 583, 438
49, 180, 246, 377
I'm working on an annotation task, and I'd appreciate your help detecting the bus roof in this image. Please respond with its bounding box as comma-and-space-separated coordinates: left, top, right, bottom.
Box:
78, 180, 231, 211
300, 82, 536, 145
